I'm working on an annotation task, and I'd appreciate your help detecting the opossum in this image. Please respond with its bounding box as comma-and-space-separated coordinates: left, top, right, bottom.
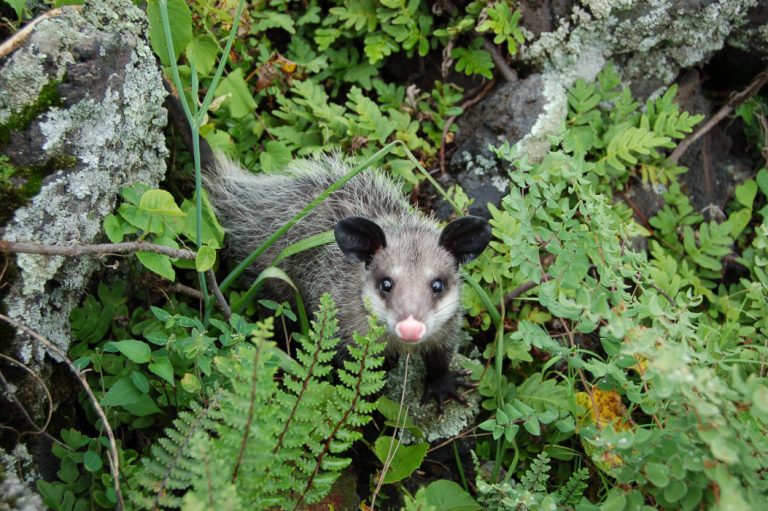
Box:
204, 154, 491, 410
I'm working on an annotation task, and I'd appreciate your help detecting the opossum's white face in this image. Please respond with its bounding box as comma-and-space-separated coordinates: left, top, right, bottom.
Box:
334, 216, 491, 346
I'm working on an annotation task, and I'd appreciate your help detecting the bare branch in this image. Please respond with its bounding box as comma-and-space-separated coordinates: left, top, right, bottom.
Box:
0, 314, 125, 511
0, 240, 196, 260
482, 37, 518, 83
207, 270, 231, 319
504, 273, 551, 308
0, 6, 83, 58
669, 67, 768, 164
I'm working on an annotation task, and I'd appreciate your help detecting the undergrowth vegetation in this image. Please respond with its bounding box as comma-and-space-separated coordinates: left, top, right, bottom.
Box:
8, 0, 767, 510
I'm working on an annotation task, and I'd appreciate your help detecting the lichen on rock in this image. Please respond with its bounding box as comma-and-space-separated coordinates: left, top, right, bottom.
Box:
0, 0, 168, 364
384, 353, 481, 444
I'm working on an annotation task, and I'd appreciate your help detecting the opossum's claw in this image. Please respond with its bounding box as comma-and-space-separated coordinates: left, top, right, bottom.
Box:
422, 369, 477, 414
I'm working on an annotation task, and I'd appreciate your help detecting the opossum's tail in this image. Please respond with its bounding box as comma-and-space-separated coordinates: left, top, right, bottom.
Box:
163, 78, 216, 170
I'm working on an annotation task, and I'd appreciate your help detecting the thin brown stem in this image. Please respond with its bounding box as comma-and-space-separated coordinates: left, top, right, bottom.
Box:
482, 37, 518, 83
0, 6, 83, 58
0, 240, 196, 260
0, 354, 66, 449
504, 273, 551, 308
439, 80, 496, 175
560, 318, 602, 430
0, 314, 124, 510
669, 67, 768, 163
206, 270, 231, 319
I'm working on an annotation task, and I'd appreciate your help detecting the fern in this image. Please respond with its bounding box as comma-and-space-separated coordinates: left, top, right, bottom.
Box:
452, 38, 494, 79
132, 395, 224, 509
476, 1, 524, 55
131, 295, 386, 509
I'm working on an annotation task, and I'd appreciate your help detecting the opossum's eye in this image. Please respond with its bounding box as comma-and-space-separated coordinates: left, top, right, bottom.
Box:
379, 277, 394, 293
431, 278, 445, 294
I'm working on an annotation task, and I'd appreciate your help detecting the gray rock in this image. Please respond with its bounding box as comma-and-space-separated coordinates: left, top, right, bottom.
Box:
0, 0, 167, 368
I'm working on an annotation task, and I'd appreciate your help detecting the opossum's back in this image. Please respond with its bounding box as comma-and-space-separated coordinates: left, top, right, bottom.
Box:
205, 153, 411, 266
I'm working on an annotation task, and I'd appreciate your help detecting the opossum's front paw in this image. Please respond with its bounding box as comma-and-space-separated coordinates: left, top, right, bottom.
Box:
421, 369, 476, 414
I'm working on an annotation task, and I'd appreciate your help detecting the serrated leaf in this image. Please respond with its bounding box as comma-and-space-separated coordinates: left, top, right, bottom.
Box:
260, 140, 292, 172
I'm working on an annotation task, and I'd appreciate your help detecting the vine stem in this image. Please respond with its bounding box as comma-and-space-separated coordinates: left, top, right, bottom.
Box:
0, 314, 125, 511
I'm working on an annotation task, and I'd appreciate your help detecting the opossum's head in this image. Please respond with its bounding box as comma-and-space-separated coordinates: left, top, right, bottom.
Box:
334, 216, 491, 346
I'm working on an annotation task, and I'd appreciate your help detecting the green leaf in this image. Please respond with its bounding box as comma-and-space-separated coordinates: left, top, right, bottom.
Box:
146, 0, 192, 66
139, 189, 184, 217
180, 189, 226, 247
107, 340, 152, 364
83, 450, 103, 472
523, 417, 540, 436
122, 394, 162, 417
452, 41, 494, 79
103, 214, 124, 243
735, 179, 757, 209
727, 208, 752, 238
373, 436, 428, 483
149, 357, 175, 385
710, 436, 738, 464
185, 35, 218, 76
3, 0, 25, 18
181, 373, 201, 393
136, 252, 176, 281
422, 480, 481, 510
756, 168, 768, 197
131, 371, 150, 393
215, 68, 258, 118
195, 245, 217, 272
101, 377, 142, 407
645, 462, 670, 488
260, 140, 292, 172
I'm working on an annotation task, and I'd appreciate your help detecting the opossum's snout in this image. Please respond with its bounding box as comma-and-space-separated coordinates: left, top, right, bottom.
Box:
395, 315, 426, 342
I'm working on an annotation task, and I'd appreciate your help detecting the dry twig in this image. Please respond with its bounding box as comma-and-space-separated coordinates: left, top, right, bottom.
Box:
0, 314, 125, 510
669, 67, 768, 164
0, 240, 196, 260
0, 6, 83, 59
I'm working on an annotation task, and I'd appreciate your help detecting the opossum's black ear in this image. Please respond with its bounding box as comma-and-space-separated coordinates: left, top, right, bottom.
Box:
334, 216, 387, 264
439, 216, 491, 265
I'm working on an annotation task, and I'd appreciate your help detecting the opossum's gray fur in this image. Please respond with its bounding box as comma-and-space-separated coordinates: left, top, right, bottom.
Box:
205, 154, 462, 356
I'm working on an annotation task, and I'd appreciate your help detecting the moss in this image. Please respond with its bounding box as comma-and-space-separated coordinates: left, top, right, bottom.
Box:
0, 154, 76, 225
0, 80, 62, 147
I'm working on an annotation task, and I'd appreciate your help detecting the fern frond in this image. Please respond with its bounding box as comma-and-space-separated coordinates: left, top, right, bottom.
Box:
133, 393, 223, 509
295, 315, 386, 508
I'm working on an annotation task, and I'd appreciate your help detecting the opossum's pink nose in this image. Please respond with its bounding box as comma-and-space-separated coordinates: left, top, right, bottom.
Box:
395, 316, 426, 342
